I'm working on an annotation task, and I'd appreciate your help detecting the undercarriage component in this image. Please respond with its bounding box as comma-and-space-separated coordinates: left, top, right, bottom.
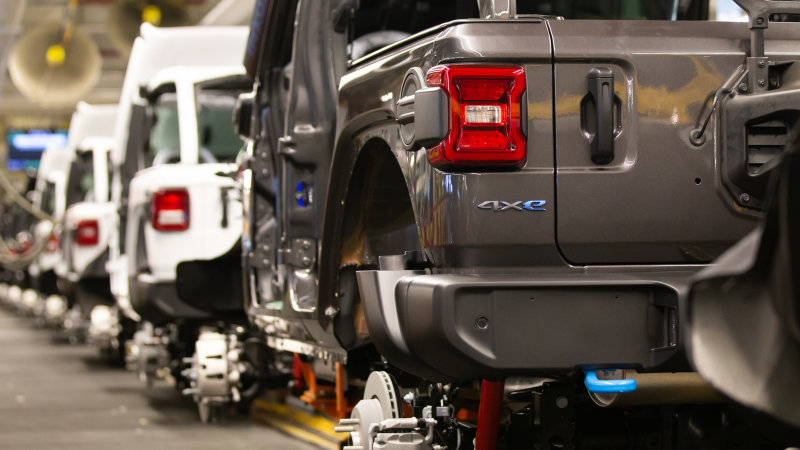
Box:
42, 294, 67, 327
6, 285, 22, 308
293, 354, 351, 419
125, 323, 170, 386
586, 370, 720, 407
337, 371, 443, 450
20, 288, 39, 315
182, 329, 249, 423
475, 379, 504, 450
88, 305, 121, 354
60, 305, 86, 344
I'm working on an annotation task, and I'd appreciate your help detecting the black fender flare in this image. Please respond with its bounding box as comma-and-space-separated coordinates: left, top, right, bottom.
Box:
317, 109, 403, 331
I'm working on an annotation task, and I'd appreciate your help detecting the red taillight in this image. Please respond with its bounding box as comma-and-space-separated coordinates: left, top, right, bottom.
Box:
75, 220, 99, 246
425, 65, 526, 168
151, 189, 190, 231
46, 233, 60, 252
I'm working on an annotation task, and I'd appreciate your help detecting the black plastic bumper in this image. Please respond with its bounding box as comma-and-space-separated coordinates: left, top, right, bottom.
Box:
175, 240, 245, 318
72, 277, 115, 320
33, 269, 59, 297
131, 276, 211, 326
358, 270, 688, 381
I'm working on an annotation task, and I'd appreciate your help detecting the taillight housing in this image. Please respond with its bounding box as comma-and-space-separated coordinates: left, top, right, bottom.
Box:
425, 65, 526, 169
75, 220, 99, 246
151, 189, 190, 231
46, 233, 60, 252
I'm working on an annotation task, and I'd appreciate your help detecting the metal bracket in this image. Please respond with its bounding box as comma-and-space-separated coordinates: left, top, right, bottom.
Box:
477, 0, 516, 19
282, 238, 316, 269
247, 241, 274, 269
733, 0, 800, 91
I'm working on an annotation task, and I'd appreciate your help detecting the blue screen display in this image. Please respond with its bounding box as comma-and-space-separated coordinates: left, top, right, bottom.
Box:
5, 129, 68, 171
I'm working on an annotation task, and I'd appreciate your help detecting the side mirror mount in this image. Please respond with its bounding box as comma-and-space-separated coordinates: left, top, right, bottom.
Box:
233, 92, 256, 139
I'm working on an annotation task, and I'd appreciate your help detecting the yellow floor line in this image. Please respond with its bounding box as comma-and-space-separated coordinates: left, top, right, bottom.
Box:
252, 399, 348, 449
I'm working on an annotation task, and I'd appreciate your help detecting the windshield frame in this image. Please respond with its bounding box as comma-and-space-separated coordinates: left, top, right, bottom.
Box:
193, 75, 251, 164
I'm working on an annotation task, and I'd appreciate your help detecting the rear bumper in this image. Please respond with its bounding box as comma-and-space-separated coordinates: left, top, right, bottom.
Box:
131, 275, 211, 326
357, 270, 689, 381
32, 269, 59, 297
71, 277, 115, 320
174, 240, 244, 319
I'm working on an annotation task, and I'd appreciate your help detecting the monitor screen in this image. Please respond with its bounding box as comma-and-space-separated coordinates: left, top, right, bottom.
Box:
5, 129, 68, 171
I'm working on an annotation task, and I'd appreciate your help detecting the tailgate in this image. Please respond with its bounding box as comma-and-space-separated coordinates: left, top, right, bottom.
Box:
547, 20, 800, 264
126, 163, 242, 281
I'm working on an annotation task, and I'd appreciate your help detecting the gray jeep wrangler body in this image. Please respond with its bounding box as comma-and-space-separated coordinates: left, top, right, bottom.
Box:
242, 0, 800, 446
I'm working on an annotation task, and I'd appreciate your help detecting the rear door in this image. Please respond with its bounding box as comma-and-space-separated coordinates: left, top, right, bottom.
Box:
549, 18, 761, 264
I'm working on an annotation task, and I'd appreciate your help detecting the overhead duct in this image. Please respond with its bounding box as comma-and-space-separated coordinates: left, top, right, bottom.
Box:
7, 21, 101, 108
107, 0, 189, 58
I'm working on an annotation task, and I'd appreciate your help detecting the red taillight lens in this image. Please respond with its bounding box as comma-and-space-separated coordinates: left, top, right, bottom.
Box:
151, 189, 190, 231
75, 220, 99, 246
425, 65, 526, 168
46, 233, 60, 252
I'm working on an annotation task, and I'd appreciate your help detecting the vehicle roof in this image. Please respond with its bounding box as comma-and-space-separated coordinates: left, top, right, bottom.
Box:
146, 65, 247, 91
36, 146, 73, 185
66, 102, 118, 151
110, 24, 249, 166
76, 136, 114, 155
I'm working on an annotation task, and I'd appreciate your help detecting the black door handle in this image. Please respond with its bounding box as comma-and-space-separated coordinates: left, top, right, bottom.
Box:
220, 187, 232, 228
588, 67, 615, 165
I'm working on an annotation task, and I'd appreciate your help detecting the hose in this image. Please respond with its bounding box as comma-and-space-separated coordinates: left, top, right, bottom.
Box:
0, 168, 58, 269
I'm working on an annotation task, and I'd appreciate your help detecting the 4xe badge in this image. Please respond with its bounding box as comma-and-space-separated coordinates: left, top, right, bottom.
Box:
477, 200, 546, 212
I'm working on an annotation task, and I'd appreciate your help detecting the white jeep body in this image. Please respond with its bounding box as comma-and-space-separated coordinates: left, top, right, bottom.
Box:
125, 66, 246, 314
30, 102, 118, 282
106, 24, 248, 320
61, 136, 115, 283
29, 146, 71, 278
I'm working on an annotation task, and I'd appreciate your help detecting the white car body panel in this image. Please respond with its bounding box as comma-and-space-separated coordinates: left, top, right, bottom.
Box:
127, 163, 242, 282
31, 103, 117, 277
62, 135, 115, 280
106, 24, 248, 315
127, 66, 246, 283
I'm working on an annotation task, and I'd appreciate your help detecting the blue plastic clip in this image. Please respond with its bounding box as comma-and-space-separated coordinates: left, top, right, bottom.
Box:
584, 370, 637, 393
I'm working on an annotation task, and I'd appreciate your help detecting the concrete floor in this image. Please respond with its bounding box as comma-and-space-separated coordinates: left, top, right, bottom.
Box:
0, 307, 318, 450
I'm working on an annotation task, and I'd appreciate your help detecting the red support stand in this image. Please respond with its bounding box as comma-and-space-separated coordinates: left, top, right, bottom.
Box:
475, 378, 505, 450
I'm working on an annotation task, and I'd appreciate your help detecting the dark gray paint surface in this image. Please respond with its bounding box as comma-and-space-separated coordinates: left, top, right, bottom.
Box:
550, 20, 800, 265
337, 21, 559, 270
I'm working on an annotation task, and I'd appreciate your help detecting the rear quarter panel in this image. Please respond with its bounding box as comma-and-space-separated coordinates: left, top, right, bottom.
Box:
126, 163, 242, 281
336, 20, 559, 270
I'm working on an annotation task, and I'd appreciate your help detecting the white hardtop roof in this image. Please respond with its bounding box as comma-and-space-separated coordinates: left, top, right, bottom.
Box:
77, 136, 114, 154
110, 23, 248, 166
66, 102, 118, 151
146, 65, 247, 91
126, 23, 248, 92
37, 145, 73, 184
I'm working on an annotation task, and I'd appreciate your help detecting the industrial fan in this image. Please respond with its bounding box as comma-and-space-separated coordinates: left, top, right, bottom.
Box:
107, 0, 189, 57
7, 1, 101, 108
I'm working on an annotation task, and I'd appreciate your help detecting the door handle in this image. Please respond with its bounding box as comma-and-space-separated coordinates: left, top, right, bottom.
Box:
588, 67, 615, 165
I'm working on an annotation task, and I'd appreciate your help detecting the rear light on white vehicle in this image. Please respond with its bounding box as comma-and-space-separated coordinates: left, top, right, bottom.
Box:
46, 233, 60, 252
425, 65, 526, 168
151, 189, 190, 231
75, 220, 99, 246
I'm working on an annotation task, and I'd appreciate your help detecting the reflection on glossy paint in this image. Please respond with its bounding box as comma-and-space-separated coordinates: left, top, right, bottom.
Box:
443, 174, 453, 194
527, 57, 724, 125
